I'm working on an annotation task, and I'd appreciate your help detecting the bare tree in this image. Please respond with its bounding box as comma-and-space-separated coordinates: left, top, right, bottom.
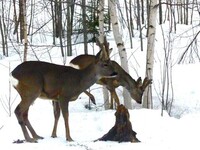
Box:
178, 29, 200, 64
177, 0, 183, 24
0, 0, 9, 57
124, 0, 133, 48
22, 0, 28, 61
108, 0, 132, 109
66, 0, 73, 56
158, 0, 162, 24
160, 25, 174, 116
143, 0, 158, 109
82, 0, 88, 54
136, 0, 144, 51
98, 0, 110, 110
51, 0, 56, 45
0, 15, 7, 56
129, 0, 134, 37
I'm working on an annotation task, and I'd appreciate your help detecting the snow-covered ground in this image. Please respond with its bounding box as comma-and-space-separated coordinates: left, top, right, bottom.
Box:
1, 97, 200, 150
1, 22, 200, 150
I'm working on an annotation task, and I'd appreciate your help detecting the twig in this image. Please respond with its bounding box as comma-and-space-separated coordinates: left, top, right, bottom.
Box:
178, 30, 200, 64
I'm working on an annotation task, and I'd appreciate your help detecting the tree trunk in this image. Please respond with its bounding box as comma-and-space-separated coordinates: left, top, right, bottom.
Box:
19, 0, 25, 42
137, 0, 144, 51
58, 0, 64, 58
185, 0, 189, 25
143, 0, 158, 109
129, 0, 134, 37
22, 0, 28, 61
108, 0, 132, 109
67, 0, 72, 56
0, 15, 6, 56
13, 0, 19, 43
82, 0, 88, 54
98, 0, 110, 110
50, 0, 56, 45
96, 105, 140, 142
0, 0, 8, 57
158, 0, 162, 24
98, 0, 104, 39
141, 0, 145, 24
124, 0, 133, 48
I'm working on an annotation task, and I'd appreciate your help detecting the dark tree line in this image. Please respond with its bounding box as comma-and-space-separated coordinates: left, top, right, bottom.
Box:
0, 0, 199, 59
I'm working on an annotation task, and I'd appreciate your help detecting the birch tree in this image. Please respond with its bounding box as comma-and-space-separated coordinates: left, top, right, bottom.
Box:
0, 0, 8, 57
98, 0, 110, 110
22, 0, 28, 61
143, 0, 158, 108
108, 0, 132, 109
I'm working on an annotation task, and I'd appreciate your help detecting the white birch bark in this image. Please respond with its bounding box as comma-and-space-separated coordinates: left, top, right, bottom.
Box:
98, 0, 110, 110
98, 0, 105, 41
143, 0, 158, 108
108, 0, 132, 109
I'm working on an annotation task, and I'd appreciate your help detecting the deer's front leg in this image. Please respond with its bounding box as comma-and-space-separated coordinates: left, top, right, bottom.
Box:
112, 90, 120, 107
59, 100, 73, 142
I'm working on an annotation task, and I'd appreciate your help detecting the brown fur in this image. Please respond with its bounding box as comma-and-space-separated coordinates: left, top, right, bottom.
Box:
12, 47, 116, 143
71, 55, 152, 108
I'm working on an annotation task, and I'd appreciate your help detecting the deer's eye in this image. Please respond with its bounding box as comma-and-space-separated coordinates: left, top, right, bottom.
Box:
102, 63, 108, 67
103, 63, 108, 67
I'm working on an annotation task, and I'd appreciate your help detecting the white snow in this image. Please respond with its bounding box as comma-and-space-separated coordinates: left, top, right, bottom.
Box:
1, 98, 200, 150
1, 13, 200, 150
1, 48, 200, 150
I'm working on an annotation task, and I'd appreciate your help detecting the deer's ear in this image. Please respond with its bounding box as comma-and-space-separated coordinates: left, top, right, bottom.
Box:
141, 77, 152, 90
101, 47, 109, 61
95, 36, 110, 61
136, 77, 142, 87
96, 48, 109, 62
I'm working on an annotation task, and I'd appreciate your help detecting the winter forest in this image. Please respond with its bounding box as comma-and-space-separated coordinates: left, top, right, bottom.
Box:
0, 0, 200, 149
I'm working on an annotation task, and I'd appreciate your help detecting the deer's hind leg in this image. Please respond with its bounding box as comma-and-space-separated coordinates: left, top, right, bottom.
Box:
14, 82, 43, 142
23, 108, 44, 140
15, 99, 39, 143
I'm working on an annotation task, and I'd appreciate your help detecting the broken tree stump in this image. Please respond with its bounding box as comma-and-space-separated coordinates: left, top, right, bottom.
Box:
96, 104, 140, 143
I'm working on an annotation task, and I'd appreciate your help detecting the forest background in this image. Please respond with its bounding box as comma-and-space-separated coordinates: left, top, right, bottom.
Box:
1, 0, 200, 113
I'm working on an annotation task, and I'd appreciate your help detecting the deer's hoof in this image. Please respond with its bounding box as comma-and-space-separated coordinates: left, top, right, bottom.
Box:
67, 137, 73, 142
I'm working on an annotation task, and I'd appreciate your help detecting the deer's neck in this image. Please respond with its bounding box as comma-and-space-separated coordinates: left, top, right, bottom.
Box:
111, 61, 136, 91
119, 72, 135, 90
79, 63, 98, 92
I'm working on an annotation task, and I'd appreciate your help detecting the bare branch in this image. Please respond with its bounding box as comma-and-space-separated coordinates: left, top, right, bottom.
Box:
178, 30, 200, 64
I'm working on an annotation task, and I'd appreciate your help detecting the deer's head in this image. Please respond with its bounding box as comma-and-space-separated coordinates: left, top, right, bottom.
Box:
130, 77, 152, 104
94, 39, 117, 79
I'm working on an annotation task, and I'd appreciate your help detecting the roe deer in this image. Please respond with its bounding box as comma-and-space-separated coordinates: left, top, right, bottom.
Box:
50, 37, 151, 138
70, 55, 152, 108
68, 38, 151, 108
11, 47, 117, 143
